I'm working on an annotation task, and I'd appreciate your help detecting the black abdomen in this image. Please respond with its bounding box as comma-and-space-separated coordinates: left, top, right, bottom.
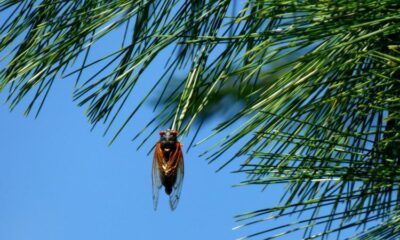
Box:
163, 175, 177, 195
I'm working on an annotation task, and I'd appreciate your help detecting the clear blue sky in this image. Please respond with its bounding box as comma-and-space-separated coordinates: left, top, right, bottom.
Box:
0, 64, 286, 240
0, 11, 289, 239
0, 83, 277, 240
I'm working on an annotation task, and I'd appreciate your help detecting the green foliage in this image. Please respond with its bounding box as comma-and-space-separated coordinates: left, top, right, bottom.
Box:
1, 0, 400, 239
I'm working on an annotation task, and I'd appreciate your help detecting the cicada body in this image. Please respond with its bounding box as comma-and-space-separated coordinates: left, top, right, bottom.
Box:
152, 130, 184, 210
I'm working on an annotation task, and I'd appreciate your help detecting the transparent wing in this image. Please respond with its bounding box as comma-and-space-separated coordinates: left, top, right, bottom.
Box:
169, 143, 184, 211
152, 143, 163, 210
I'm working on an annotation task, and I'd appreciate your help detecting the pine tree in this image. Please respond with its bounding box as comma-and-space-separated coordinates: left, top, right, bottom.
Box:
1, 1, 400, 239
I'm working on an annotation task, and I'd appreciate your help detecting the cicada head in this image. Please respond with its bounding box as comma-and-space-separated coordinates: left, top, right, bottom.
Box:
159, 129, 178, 157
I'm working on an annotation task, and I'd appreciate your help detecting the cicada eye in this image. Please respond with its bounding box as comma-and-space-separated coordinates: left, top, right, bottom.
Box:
159, 130, 166, 136
171, 130, 178, 136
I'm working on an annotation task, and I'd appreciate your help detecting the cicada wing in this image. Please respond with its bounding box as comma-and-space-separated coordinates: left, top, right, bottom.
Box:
169, 143, 184, 211
152, 143, 163, 210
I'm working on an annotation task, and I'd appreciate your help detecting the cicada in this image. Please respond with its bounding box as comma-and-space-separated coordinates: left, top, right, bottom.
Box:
152, 129, 184, 210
